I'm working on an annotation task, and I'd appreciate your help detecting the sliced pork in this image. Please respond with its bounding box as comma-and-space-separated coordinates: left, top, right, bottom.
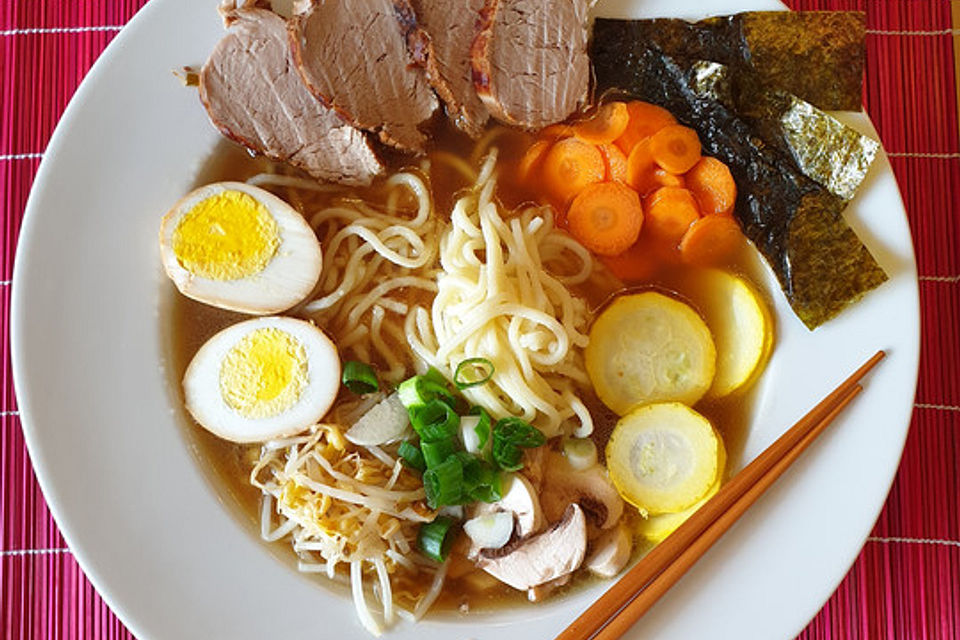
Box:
199, 9, 383, 186
407, 0, 489, 138
471, 0, 591, 130
289, 0, 438, 153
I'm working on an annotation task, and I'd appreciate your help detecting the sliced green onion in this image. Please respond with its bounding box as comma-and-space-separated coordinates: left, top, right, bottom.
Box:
492, 418, 546, 471
423, 455, 464, 508
341, 361, 379, 394
455, 450, 479, 474
459, 415, 483, 454
460, 454, 502, 503
496, 418, 546, 447
398, 440, 425, 472
469, 406, 492, 452
410, 400, 460, 442
468, 478, 503, 503
562, 437, 598, 471
397, 376, 426, 408
492, 442, 523, 472
398, 373, 455, 410
454, 358, 495, 390
417, 516, 457, 562
423, 367, 448, 387
421, 438, 455, 468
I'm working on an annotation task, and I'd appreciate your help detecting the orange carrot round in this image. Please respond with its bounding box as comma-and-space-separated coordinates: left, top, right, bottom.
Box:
566, 182, 644, 256
653, 167, 685, 190
573, 102, 630, 145
643, 186, 700, 245
685, 156, 737, 216
626, 138, 660, 195
599, 143, 628, 183
539, 123, 575, 140
518, 139, 552, 182
649, 124, 702, 174
540, 137, 605, 205
679, 214, 744, 266
615, 101, 678, 155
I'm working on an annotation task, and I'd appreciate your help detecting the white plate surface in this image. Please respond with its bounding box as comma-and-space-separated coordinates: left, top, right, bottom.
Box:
12, 0, 919, 638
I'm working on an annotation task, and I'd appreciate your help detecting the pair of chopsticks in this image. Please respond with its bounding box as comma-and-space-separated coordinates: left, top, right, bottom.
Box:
557, 350, 886, 640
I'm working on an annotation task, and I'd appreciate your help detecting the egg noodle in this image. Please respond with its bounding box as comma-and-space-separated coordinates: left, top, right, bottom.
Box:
244, 140, 597, 633
406, 151, 596, 438
303, 171, 439, 384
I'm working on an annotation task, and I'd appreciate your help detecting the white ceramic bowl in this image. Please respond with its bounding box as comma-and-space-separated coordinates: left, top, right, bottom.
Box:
12, 0, 919, 638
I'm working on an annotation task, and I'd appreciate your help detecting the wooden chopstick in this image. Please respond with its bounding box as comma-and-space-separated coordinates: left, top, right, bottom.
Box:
556, 350, 885, 640
591, 383, 863, 640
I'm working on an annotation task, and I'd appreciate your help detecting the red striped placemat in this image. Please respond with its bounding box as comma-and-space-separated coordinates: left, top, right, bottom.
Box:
1, 1, 958, 638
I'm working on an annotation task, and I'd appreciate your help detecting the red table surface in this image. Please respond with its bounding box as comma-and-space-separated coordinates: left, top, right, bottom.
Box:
1, 1, 958, 638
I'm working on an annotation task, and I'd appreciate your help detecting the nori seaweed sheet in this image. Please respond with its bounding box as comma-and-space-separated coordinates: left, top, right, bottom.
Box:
592, 12, 865, 111
591, 43, 887, 329
692, 62, 879, 202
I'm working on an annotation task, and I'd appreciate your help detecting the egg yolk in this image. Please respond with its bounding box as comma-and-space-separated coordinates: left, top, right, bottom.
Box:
219, 328, 308, 419
172, 190, 280, 281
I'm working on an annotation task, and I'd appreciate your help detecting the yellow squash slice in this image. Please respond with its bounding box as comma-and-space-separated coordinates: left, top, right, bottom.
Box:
586, 291, 716, 415
636, 436, 727, 542
606, 402, 720, 515
683, 270, 773, 399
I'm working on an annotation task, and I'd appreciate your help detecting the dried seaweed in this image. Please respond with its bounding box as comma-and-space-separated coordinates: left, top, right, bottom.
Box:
591, 43, 887, 329
740, 11, 865, 112
693, 62, 879, 202
592, 12, 865, 111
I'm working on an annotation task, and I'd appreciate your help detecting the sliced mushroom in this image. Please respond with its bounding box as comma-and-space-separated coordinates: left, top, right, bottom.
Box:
476, 504, 587, 591
470, 472, 544, 536
541, 452, 624, 530
586, 523, 633, 578
527, 573, 572, 602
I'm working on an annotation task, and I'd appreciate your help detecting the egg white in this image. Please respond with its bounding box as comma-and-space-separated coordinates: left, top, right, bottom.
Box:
159, 181, 322, 314
183, 316, 340, 442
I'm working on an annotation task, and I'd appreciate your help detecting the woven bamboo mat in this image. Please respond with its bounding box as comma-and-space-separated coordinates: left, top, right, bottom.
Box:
2, 1, 958, 638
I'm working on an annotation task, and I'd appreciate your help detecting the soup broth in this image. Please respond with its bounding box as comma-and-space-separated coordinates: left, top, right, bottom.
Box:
169, 122, 771, 612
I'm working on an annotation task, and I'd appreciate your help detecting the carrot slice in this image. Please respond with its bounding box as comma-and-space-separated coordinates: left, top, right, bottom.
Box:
686, 156, 737, 216
518, 139, 552, 182
626, 138, 660, 195
599, 143, 628, 183
573, 102, 630, 145
643, 186, 700, 245
627, 143, 684, 194
679, 214, 744, 266
649, 124, 702, 174
540, 137, 606, 205
566, 182, 644, 256
653, 167, 685, 189
539, 123, 575, 140
615, 102, 678, 155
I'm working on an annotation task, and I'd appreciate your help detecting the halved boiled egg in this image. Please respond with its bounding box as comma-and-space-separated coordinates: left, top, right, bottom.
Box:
159, 182, 322, 314
183, 316, 340, 442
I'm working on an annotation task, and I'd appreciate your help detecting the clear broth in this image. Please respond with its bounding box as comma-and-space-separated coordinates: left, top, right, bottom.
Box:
168, 123, 772, 612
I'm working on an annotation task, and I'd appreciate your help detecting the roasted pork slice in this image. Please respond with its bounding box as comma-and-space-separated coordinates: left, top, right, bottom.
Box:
199, 8, 383, 186
289, 0, 438, 153
406, 0, 490, 138
471, 0, 591, 130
